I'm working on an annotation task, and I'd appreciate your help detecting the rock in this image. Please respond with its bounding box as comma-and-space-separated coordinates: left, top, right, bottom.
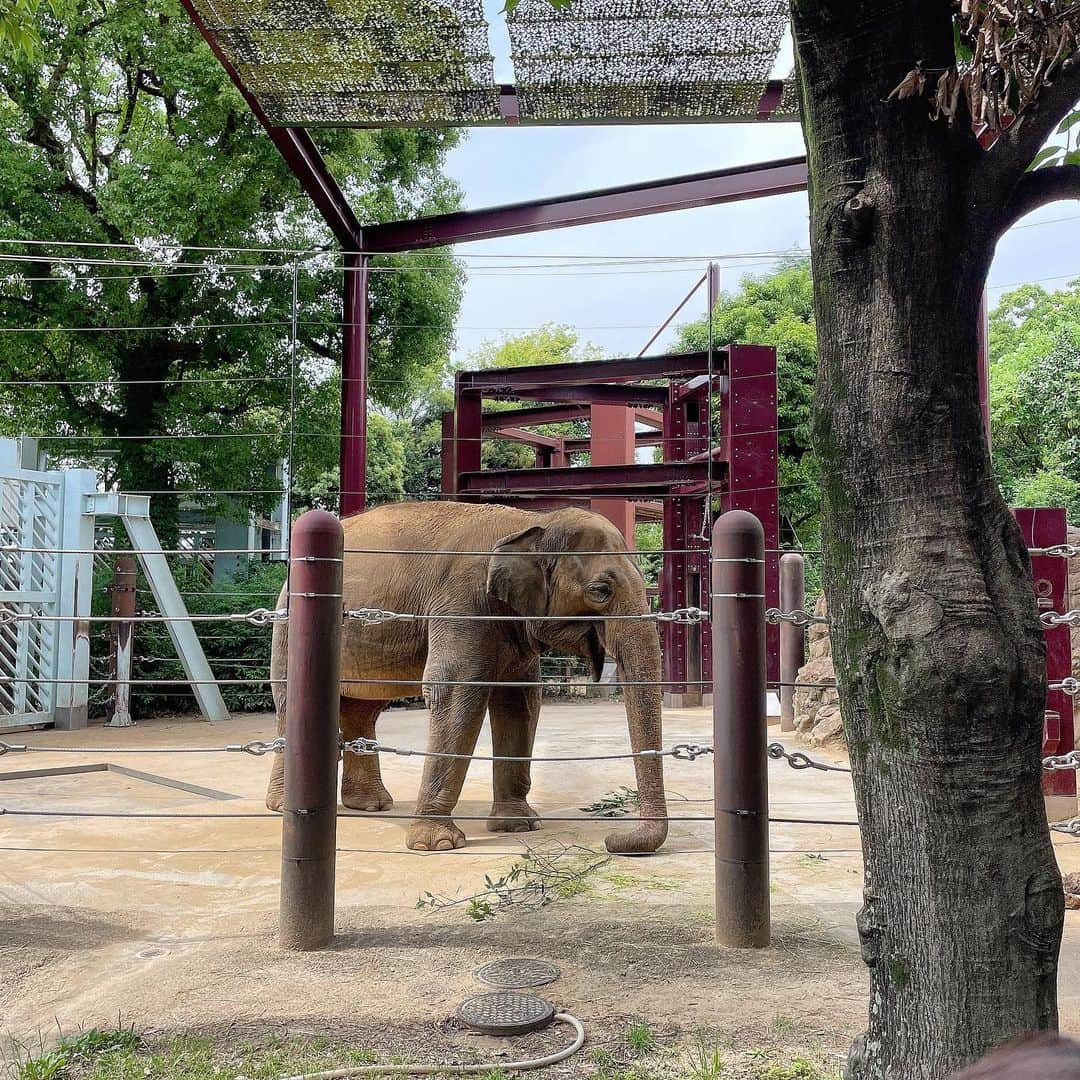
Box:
808, 706, 845, 746
793, 595, 843, 748
1064, 870, 1080, 910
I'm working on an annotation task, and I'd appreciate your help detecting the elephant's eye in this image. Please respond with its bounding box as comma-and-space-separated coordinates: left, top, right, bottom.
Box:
587, 581, 613, 604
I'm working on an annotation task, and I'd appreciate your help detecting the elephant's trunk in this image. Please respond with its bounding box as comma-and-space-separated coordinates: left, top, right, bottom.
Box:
603, 619, 669, 854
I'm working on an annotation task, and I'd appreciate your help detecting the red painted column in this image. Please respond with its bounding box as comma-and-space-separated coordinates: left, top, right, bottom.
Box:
720, 345, 780, 683
340, 253, 369, 518
589, 403, 636, 543
1013, 507, 1076, 820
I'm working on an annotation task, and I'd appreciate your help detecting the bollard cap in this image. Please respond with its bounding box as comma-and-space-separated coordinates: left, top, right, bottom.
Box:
291, 510, 344, 558
712, 510, 764, 558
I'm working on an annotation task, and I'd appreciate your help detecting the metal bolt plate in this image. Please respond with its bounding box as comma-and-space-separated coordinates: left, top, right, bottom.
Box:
457, 992, 555, 1035
475, 958, 561, 989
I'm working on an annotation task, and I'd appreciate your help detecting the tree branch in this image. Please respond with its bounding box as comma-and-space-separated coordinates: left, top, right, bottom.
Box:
982, 53, 1080, 195
1000, 165, 1080, 233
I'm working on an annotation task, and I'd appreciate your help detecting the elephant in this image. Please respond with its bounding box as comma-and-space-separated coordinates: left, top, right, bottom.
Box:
265, 501, 669, 854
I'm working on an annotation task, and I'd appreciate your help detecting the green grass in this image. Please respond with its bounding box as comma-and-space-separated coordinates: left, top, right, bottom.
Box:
624, 1019, 657, 1057
757, 1058, 823, 1080
7, 1024, 841, 1080
6, 1030, 385, 1080
688, 1037, 727, 1080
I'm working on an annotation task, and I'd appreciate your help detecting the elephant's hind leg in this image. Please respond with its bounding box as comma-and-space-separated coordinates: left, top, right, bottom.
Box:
487, 680, 541, 833
340, 697, 393, 811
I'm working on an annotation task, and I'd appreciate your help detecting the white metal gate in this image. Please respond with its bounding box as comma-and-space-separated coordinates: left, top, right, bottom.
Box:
0, 441, 96, 730
0, 469, 61, 727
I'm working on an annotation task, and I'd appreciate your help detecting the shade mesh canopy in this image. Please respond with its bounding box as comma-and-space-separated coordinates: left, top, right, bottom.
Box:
189, 0, 501, 124
188, 0, 793, 125
508, 0, 788, 121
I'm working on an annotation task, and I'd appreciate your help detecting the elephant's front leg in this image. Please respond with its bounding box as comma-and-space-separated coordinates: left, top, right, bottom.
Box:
488, 679, 541, 833
407, 680, 490, 851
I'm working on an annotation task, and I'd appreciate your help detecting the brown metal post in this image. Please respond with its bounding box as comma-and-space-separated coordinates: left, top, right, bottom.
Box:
106, 554, 137, 728
779, 553, 805, 733
280, 510, 343, 951
712, 509, 770, 947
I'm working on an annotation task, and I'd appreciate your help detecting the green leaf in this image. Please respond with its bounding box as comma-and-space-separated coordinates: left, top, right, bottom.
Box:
1056, 110, 1080, 136
952, 16, 973, 64
1028, 145, 1064, 171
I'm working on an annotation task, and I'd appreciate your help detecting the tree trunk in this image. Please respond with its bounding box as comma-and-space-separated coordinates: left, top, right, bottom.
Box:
791, 4, 1063, 1076
117, 340, 179, 546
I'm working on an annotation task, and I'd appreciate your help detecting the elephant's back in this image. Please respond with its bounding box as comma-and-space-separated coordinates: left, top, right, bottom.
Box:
341, 501, 541, 556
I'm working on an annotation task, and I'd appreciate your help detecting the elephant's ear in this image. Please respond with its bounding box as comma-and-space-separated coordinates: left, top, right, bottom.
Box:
486, 525, 549, 617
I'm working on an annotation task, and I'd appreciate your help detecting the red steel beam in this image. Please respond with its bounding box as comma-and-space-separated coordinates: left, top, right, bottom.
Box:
362, 158, 809, 253
460, 350, 717, 393
482, 384, 670, 407
482, 404, 589, 429
459, 460, 719, 496
490, 426, 564, 449
178, 0, 361, 248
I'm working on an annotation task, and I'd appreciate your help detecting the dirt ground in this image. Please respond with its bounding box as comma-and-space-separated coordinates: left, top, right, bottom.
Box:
3, 703, 1080, 1072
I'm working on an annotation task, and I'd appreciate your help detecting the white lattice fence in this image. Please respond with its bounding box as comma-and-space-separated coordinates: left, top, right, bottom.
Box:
0, 442, 95, 730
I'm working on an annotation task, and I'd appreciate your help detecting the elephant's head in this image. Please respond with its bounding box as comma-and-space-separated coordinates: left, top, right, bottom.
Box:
486, 508, 669, 854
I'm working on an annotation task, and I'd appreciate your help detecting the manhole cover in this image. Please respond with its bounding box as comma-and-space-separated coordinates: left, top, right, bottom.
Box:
476, 958, 561, 989
458, 992, 555, 1035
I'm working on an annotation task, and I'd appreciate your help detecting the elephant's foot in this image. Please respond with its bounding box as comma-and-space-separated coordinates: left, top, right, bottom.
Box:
406, 817, 466, 851
342, 781, 394, 812
487, 800, 541, 833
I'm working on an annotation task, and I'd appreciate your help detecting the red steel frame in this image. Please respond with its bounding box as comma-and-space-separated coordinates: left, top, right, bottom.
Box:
1013, 508, 1077, 812
441, 346, 780, 693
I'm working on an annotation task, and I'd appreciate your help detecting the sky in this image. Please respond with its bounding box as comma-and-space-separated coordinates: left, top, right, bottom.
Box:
438, 120, 1080, 364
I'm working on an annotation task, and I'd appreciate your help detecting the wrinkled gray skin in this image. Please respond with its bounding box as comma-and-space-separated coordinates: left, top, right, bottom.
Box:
266, 501, 668, 854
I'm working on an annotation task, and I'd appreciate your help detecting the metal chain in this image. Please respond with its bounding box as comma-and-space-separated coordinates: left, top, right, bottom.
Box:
339, 737, 714, 762
764, 607, 830, 627
0, 737, 283, 757
1043, 749, 1080, 771
767, 742, 852, 774
345, 606, 708, 626
1051, 678, 1080, 696
1040, 610, 1080, 629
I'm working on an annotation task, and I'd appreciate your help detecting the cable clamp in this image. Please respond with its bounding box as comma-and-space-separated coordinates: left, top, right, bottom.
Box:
229, 738, 285, 756
345, 608, 402, 626
340, 736, 382, 756
670, 742, 714, 761
235, 607, 288, 627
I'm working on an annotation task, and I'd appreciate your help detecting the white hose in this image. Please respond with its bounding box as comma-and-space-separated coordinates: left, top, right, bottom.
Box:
280, 1012, 586, 1080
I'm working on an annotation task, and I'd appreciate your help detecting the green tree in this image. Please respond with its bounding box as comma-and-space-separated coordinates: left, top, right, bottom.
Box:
674, 261, 819, 549
990, 281, 1080, 521
469, 322, 604, 369
0, 0, 462, 539
791, 3, 1080, 1073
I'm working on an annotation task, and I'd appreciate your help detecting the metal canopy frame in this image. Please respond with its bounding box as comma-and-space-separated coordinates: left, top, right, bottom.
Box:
179, 0, 811, 515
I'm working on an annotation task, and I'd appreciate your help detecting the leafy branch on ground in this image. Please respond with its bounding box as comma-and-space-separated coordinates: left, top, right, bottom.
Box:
415, 843, 610, 920
580, 786, 640, 817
